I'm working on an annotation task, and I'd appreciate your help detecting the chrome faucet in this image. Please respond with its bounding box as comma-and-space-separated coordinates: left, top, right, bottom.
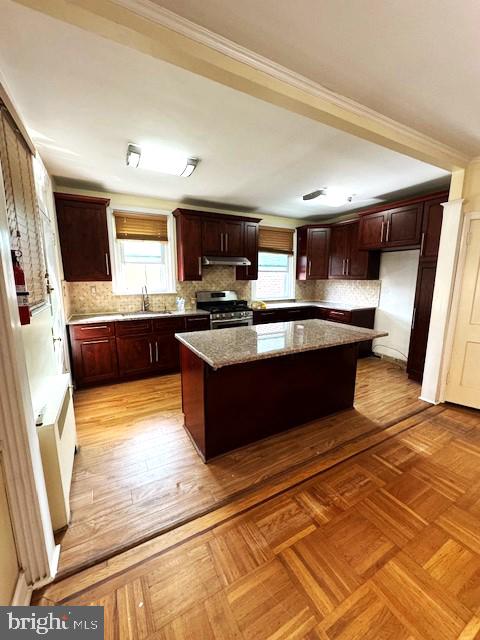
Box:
141, 285, 150, 312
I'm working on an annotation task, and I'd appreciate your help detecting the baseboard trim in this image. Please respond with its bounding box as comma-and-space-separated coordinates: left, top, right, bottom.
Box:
11, 572, 32, 605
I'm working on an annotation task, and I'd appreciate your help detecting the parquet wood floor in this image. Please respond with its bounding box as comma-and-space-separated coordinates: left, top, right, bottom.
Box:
37, 403, 480, 639
56, 358, 428, 576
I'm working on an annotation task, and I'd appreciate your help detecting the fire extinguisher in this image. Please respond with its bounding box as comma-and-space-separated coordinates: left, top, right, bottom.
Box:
11, 250, 30, 325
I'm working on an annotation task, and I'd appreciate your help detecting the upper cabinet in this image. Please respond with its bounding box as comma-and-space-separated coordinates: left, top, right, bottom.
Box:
55, 193, 112, 282
296, 226, 330, 280
329, 221, 380, 280
173, 209, 261, 282
358, 202, 424, 251
419, 196, 444, 261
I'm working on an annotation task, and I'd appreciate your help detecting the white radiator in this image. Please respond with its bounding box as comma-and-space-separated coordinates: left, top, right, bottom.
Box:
36, 374, 77, 531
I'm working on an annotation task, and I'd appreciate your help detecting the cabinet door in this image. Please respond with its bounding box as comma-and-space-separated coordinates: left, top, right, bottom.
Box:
223, 220, 244, 256
420, 197, 443, 260
385, 204, 423, 248
328, 225, 349, 278
253, 310, 280, 324
175, 214, 202, 281
117, 335, 155, 376
346, 221, 380, 279
153, 333, 180, 371
202, 219, 223, 255
72, 338, 118, 386
55, 198, 111, 281
307, 227, 330, 279
407, 262, 437, 382
358, 212, 386, 250
236, 222, 258, 280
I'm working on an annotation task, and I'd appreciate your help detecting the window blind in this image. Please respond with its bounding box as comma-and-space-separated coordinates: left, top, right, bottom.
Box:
258, 226, 295, 254
0, 103, 47, 308
114, 211, 168, 242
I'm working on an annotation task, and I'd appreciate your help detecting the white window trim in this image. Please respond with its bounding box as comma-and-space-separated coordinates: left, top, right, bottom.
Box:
108, 207, 177, 295
252, 250, 296, 301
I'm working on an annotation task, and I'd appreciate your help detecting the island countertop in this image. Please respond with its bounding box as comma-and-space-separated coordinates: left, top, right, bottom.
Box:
176, 319, 387, 369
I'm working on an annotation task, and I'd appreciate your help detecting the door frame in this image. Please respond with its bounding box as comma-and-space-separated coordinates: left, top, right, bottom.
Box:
441, 211, 480, 402
0, 157, 59, 592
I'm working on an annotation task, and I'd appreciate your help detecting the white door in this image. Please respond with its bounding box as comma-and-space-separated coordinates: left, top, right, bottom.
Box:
34, 157, 68, 373
446, 214, 480, 408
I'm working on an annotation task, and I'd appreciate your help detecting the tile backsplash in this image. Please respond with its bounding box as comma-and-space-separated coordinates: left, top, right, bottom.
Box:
65, 267, 378, 316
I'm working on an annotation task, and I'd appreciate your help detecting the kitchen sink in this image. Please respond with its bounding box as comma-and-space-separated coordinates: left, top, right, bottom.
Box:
121, 310, 172, 318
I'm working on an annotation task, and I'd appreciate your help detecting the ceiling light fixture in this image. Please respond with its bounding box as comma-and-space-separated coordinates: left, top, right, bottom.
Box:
302, 187, 354, 207
126, 143, 199, 177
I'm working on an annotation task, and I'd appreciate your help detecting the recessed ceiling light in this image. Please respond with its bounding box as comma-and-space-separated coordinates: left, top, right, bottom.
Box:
126, 143, 199, 177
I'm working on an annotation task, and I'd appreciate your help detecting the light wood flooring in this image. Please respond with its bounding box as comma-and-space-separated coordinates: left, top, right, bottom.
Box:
37, 403, 480, 639
56, 358, 428, 577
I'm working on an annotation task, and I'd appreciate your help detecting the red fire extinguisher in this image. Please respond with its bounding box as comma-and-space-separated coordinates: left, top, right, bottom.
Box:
11, 250, 30, 325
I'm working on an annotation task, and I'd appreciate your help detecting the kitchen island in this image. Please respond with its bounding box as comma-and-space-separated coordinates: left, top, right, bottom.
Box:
176, 319, 387, 461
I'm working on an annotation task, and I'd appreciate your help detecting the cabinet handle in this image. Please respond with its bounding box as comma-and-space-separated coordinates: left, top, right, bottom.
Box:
155, 341, 159, 362
225, 233, 229, 252
84, 339, 109, 344
386, 219, 391, 242
380, 220, 385, 243
149, 342, 153, 364
198, 256, 202, 276
220, 233, 224, 252
346, 258, 349, 275
308, 260, 312, 276
105, 253, 110, 276
188, 317, 207, 322
411, 307, 417, 330
80, 325, 108, 330
420, 232, 425, 256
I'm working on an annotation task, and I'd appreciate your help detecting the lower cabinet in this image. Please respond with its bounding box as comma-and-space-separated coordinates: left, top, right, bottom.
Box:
69, 314, 209, 387
70, 336, 118, 385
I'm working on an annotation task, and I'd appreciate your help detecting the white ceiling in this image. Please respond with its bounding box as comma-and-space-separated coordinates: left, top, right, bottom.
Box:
0, 0, 448, 220
155, 0, 480, 156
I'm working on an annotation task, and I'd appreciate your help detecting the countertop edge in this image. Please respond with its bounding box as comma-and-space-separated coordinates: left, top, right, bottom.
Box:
67, 309, 210, 325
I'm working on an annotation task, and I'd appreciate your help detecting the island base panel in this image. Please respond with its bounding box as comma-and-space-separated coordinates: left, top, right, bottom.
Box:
180, 343, 358, 461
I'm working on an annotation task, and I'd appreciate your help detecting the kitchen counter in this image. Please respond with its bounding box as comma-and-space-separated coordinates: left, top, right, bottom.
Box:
177, 319, 388, 461
176, 319, 386, 369
67, 309, 209, 325
263, 300, 376, 311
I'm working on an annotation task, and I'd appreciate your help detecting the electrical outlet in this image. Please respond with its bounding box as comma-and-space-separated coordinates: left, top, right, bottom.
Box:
91, 286, 97, 295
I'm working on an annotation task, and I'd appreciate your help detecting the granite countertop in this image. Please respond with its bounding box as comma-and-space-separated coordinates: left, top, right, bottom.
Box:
176, 319, 387, 369
67, 309, 209, 325
263, 300, 376, 311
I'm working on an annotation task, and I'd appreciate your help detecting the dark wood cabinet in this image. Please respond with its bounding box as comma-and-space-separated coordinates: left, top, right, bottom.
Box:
386, 204, 423, 248
420, 196, 444, 260
117, 333, 155, 377
406, 263, 437, 382
70, 332, 118, 385
236, 221, 259, 280
174, 211, 203, 281
357, 211, 386, 250
296, 226, 330, 280
69, 314, 210, 387
329, 221, 380, 280
173, 209, 261, 282
55, 193, 111, 282
406, 195, 444, 382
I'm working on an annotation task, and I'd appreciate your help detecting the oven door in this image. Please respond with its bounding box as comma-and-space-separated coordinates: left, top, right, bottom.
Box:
210, 317, 253, 330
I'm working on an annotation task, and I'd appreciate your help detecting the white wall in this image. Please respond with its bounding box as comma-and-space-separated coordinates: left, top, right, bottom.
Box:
373, 250, 419, 362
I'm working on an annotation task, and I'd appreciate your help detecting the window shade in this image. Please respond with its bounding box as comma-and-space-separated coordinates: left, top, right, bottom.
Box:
0, 103, 47, 308
114, 211, 168, 242
258, 226, 294, 254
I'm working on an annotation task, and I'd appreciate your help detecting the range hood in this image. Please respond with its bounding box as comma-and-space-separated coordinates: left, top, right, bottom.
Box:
202, 256, 251, 266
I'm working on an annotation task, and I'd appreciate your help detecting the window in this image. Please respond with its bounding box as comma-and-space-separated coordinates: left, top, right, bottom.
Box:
253, 252, 295, 300
112, 211, 176, 294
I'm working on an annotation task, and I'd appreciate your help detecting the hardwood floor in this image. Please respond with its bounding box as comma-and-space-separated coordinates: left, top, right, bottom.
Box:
37, 403, 480, 639
56, 358, 428, 576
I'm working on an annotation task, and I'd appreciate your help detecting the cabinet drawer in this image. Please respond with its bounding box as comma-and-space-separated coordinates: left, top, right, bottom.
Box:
153, 317, 185, 333
70, 323, 115, 340
324, 309, 352, 323
115, 319, 152, 336
184, 315, 210, 332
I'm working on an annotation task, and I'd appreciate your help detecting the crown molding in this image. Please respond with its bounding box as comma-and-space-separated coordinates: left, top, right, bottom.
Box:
112, 0, 469, 168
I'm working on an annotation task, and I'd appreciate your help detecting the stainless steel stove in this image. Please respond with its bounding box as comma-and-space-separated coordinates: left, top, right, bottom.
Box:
196, 291, 253, 329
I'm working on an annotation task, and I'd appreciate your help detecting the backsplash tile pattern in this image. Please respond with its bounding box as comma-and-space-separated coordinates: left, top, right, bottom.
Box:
315, 280, 381, 307
65, 268, 377, 316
